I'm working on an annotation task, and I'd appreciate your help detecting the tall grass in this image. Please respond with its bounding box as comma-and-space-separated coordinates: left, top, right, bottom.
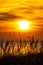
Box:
0, 37, 43, 57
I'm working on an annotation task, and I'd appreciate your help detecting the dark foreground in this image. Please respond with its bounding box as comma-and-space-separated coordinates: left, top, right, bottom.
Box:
0, 53, 43, 65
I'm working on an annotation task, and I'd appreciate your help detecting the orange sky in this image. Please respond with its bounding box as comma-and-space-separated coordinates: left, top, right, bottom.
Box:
0, 0, 43, 40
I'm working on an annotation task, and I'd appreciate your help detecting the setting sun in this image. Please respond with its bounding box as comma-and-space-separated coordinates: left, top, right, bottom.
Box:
18, 20, 30, 31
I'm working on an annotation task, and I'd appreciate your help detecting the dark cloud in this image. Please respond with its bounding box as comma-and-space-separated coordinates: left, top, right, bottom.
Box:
24, 10, 33, 14
17, 7, 28, 10
31, 17, 43, 20
0, 27, 11, 29
0, 12, 22, 21
39, 6, 43, 10
36, 17, 43, 20
17, 6, 34, 14
15, 5, 43, 16
17, 5, 43, 14
27, 6, 43, 10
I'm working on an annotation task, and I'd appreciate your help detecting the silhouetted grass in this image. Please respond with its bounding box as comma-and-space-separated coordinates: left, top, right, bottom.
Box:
0, 36, 43, 65
0, 38, 43, 57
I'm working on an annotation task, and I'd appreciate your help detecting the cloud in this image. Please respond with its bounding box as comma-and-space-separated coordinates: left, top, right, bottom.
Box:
0, 27, 14, 32
0, 5, 43, 22
38, 6, 43, 10
0, 12, 23, 21
32, 17, 43, 20
16, 5, 43, 15
24, 10, 33, 14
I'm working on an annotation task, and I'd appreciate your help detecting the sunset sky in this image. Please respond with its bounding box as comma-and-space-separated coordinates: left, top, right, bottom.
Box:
0, 0, 43, 40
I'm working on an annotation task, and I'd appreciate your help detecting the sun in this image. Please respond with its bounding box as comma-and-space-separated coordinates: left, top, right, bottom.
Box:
18, 20, 30, 31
